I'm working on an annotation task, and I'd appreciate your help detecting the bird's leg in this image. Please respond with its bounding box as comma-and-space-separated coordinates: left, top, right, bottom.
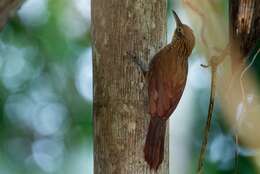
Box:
126, 51, 149, 113
127, 51, 149, 77
134, 57, 149, 76
132, 55, 149, 106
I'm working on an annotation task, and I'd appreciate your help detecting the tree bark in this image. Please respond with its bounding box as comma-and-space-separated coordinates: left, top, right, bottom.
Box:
92, 0, 168, 173
0, 0, 23, 30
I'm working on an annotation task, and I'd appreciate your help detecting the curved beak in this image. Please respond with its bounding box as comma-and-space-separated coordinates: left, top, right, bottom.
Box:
172, 10, 182, 27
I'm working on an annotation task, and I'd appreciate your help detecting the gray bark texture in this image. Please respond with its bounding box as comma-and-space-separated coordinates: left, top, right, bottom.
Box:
0, 0, 23, 30
91, 0, 168, 173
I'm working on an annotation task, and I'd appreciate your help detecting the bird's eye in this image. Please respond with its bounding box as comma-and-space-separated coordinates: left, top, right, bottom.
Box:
177, 27, 182, 33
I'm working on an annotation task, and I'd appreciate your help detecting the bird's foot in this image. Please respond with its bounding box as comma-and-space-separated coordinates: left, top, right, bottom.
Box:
127, 51, 149, 76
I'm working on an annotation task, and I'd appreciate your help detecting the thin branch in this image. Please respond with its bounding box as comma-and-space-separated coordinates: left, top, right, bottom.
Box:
182, 1, 232, 173
197, 45, 229, 174
197, 64, 217, 174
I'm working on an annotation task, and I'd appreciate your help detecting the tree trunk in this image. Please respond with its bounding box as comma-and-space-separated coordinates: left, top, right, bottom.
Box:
0, 0, 23, 30
92, 0, 168, 173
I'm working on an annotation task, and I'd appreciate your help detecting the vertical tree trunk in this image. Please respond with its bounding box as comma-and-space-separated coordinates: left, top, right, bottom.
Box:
92, 0, 168, 173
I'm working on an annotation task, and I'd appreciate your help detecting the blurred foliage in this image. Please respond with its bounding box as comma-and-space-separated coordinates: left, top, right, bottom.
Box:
0, 0, 92, 173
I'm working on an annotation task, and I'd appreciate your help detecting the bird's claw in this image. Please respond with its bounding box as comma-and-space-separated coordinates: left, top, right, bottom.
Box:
127, 51, 149, 75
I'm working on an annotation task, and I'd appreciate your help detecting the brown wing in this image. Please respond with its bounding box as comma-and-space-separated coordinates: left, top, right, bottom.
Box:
148, 45, 188, 119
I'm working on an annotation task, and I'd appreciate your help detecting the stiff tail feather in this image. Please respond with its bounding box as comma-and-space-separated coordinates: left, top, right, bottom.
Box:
144, 117, 166, 170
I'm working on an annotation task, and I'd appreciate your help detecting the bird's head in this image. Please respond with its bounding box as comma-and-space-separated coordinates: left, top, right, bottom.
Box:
172, 10, 195, 49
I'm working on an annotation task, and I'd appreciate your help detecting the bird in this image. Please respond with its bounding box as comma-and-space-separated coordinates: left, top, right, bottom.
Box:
143, 10, 195, 170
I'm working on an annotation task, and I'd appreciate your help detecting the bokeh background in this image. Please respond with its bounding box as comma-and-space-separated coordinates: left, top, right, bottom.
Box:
0, 0, 259, 173
0, 0, 93, 173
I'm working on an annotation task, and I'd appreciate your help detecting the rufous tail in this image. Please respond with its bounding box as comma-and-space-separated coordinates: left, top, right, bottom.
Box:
144, 117, 166, 170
